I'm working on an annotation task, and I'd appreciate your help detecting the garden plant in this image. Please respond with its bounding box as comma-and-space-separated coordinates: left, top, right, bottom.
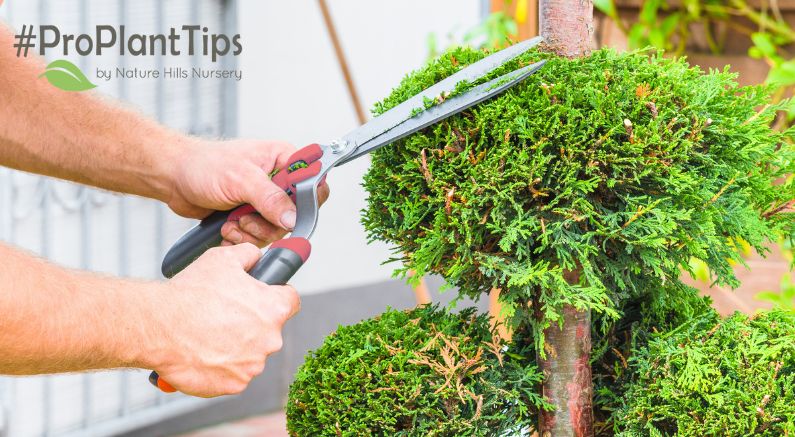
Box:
595, 0, 795, 127
287, 305, 546, 436
286, 2, 794, 433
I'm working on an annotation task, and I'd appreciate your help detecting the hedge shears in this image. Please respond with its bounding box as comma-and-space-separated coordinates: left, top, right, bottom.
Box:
149, 36, 546, 392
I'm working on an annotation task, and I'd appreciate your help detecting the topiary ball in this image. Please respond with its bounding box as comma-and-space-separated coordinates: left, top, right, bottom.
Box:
362, 47, 794, 332
615, 310, 795, 436
286, 305, 546, 436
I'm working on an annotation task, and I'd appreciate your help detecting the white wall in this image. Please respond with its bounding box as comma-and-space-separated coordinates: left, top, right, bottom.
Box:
237, 0, 482, 294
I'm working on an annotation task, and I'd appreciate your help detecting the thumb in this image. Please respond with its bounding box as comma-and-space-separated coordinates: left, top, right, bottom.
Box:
219, 242, 262, 272
244, 171, 297, 231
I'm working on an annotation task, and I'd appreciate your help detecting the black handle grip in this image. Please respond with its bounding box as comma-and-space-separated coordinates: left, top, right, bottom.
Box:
149, 238, 310, 393
161, 210, 231, 278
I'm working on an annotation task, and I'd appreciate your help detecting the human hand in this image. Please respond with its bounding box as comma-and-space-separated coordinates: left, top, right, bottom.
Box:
168, 139, 330, 246
146, 243, 300, 397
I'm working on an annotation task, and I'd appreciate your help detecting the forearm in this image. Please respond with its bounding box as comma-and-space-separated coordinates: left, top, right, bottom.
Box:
0, 24, 191, 202
0, 243, 162, 374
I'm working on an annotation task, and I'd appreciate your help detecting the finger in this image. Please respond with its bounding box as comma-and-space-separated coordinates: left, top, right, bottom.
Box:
239, 214, 288, 244
244, 140, 296, 172
221, 221, 245, 244
231, 233, 268, 248
317, 183, 330, 206
269, 285, 301, 319
270, 141, 299, 170
215, 242, 262, 271
222, 218, 271, 247
244, 175, 297, 231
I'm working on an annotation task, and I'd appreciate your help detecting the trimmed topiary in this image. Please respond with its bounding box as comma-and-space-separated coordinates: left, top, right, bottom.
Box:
362, 46, 794, 340
286, 305, 546, 436
290, 45, 794, 434
614, 310, 795, 436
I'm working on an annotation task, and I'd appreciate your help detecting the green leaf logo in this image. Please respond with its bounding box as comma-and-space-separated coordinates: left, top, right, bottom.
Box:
39, 60, 97, 92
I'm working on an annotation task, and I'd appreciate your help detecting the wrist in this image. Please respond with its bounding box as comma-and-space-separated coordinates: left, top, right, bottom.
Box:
152, 133, 202, 204
119, 281, 175, 370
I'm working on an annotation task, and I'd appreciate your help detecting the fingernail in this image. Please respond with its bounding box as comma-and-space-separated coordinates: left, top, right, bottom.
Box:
227, 229, 242, 244
280, 210, 296, 230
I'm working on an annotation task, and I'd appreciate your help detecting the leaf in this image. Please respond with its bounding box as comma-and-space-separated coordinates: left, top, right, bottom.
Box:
639, 0, 661, 24
39, 59, 96, 92
682, 0, 701, 17
593, 0, 618, 19
751, 32, 777, 59
649, 28, 666, 49
628, 24, 649, 49
755, 291, 783, 305
660, 13, 680, 36
767, 60, 795, 86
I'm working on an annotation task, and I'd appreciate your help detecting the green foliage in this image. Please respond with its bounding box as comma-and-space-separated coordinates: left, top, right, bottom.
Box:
286, 278, 715, 436
595, 0, 795, 120
362, 46, 794, 346
614, 310, 795, 435
589, 283, 716, 434
286, 305, 547, 436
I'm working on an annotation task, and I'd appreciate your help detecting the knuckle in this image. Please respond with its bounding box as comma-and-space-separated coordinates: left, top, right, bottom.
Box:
272, 299, 293, 321
240, 225, 266, 241
282, 286, 301, 312
265, 335, 284, 353
248, 360, 267, 378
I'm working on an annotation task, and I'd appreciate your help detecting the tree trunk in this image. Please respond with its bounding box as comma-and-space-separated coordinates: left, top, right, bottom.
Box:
538, 296, 594, 436
539, 0, 593, 58
536, 2, 595, 434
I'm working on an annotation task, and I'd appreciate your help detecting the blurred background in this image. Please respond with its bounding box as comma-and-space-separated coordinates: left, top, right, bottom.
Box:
0, 0, 791, 436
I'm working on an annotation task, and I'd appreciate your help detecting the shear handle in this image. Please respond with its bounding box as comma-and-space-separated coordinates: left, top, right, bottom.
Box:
160, 144, 323, 278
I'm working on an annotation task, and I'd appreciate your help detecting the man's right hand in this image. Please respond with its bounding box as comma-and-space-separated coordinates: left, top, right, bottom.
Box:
145, 243, 300, 397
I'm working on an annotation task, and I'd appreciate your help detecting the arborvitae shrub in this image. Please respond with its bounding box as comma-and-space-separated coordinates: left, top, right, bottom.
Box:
286, 306, 546, 436
588, 283, 716, 434
362, 47, 794, 341
615, 310, 795, 436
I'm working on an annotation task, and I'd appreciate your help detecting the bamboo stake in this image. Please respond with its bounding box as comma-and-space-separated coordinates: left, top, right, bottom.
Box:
317, 0, 367, 125
316, 1, 429, 306
410, 271, 432, 306
488, 288, 512, 340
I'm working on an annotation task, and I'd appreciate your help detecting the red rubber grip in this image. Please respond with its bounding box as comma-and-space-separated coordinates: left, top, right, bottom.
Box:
271, 237, 311, 262
228, 204, 256, 221
272, 161, 323, 201
288, 143, 323, 164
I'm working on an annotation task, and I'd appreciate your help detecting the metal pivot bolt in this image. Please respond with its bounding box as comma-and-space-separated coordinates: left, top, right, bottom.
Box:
329, 139, 349, 154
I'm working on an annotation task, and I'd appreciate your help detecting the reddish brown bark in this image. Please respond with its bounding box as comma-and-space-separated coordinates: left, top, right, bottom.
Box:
536, 2, 595, 435
539, 0, 594, 58
538, 300, 594, 436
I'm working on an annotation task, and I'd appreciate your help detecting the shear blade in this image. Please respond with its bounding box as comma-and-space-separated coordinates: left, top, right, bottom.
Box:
338, 60, 546, 165
340, 37, 544, 152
